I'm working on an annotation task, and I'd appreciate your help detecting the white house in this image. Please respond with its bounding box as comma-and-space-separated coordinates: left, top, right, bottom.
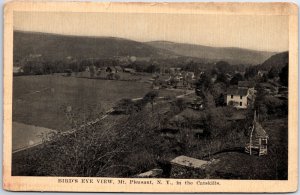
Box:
226, 87, 250, 109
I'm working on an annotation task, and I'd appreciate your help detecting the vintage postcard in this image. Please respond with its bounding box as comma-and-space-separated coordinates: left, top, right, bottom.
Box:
2, 1, 298, 193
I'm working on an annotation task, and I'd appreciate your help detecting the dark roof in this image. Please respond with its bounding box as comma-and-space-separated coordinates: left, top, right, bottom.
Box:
238, 81, 255, 88
227, 87, 248, 96
247, 93, 255, 101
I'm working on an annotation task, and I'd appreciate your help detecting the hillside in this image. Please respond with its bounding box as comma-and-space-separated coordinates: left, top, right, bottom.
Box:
14, 31, 277, 66
13, 31, 178, 64
260, 51, 289, 70
146, 41, 276, 65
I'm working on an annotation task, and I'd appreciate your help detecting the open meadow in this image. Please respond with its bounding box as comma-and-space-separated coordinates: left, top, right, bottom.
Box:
13, 75, 157, 131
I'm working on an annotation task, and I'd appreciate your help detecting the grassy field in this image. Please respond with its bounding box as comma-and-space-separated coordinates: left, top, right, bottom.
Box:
13, 75, 157, 130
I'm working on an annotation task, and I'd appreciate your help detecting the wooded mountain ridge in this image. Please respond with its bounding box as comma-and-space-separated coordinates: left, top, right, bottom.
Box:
14, 31, 277, 66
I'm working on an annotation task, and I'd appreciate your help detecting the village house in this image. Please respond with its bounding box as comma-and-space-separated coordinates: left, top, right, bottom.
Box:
226, 87, 250, 109
227, 81, 256, 109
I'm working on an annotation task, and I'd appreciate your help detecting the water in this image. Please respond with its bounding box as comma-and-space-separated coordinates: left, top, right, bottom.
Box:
12, 122, 57, 153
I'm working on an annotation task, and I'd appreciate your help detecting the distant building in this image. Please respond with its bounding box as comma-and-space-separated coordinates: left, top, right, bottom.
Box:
185, 72, 195, 79
123, 68, 136, 73
257, 70, 268, 77
115, 66, 123, 72
135, 57, 151, 62
13, 66, 23, 74
169, 67, 181, 74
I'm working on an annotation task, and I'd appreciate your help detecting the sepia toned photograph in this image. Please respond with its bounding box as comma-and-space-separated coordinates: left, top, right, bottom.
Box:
3, 2, 298, 193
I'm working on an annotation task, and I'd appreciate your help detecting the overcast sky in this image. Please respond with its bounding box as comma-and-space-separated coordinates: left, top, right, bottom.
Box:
14, 12, 288, 52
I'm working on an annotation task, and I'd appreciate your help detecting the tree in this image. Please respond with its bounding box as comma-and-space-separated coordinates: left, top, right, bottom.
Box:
143, 91, 159, 112
211, 82, 226, 107
114, 99, 138, 114
97, 70, 102, 77
258, 73, 268, 83
89, 66, 96, 78
114, 74, 121, 80
279, 64, 288, 86
268, 67, 279, 79
170, 76, 179, 88
216, 73, 228, 84
106, 73, 115, 80
145, 64, 160, 73
230, 73, 244, 85
205, 92, 216, 108
195, 73, 212, 97
216, 61, 231, 74
184, 60, 199, 72
205, 107, 229, 138
215, 93, 226, 107
211, 68, 218, 76
244, 67, 257, 79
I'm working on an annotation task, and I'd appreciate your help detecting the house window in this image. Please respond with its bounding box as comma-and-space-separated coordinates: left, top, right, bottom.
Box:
240, 96, 243, 99
231, 95, 233, 99
240, 102, 242, 106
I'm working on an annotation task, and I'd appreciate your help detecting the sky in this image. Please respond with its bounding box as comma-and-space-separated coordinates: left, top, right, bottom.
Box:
14, 11, 289, 52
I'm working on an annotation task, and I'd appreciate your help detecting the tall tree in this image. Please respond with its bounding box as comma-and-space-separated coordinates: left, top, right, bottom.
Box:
216, 73, 228, 85
279, 64, 288, 86
195, 73, 212, 97
244, 66, 257, 79
268, 67, 279, 79
230, 73, 244, 85
143, 91, 159, 112
216, 61, 231, 73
